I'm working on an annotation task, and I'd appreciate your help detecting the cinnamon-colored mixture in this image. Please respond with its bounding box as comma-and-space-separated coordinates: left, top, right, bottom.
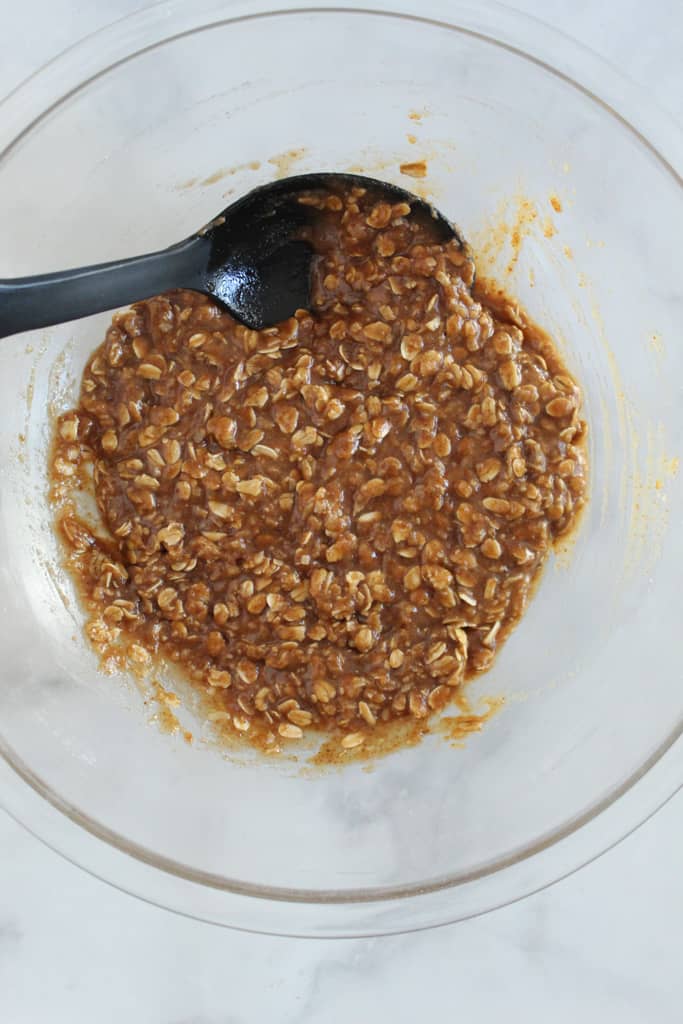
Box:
51, 183, 587, 752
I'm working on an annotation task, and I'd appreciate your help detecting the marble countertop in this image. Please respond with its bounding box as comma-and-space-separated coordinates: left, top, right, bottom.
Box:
1, 1, 681, 1020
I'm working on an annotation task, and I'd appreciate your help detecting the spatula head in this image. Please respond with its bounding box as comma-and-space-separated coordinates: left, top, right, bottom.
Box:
198, 172, 463, 330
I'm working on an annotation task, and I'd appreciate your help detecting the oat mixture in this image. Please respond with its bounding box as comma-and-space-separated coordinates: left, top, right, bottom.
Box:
51, 183, 587, 751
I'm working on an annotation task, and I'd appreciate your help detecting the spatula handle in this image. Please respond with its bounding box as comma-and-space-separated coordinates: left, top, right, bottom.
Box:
0, 235, 209, 339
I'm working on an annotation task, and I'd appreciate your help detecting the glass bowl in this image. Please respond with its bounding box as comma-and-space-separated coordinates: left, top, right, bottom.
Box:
0, 0, 681, 937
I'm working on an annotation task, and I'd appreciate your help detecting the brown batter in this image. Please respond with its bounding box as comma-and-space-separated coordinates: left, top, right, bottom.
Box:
51, 183, 587, 752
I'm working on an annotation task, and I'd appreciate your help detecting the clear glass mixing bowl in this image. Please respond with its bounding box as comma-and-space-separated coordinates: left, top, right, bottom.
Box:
0, 0, 681, 937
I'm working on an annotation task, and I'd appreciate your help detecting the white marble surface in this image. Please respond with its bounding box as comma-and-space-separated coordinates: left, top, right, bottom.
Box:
1, 1, 682, 1020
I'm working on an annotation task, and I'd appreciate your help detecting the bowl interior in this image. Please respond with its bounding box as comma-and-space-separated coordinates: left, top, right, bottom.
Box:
0, 6, 681, 902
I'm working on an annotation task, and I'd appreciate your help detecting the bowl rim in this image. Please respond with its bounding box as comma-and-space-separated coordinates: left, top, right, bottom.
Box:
0, 0, 681, 937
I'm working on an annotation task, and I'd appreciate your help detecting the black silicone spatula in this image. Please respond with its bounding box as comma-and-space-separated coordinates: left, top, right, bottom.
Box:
0, 173, 462, 340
